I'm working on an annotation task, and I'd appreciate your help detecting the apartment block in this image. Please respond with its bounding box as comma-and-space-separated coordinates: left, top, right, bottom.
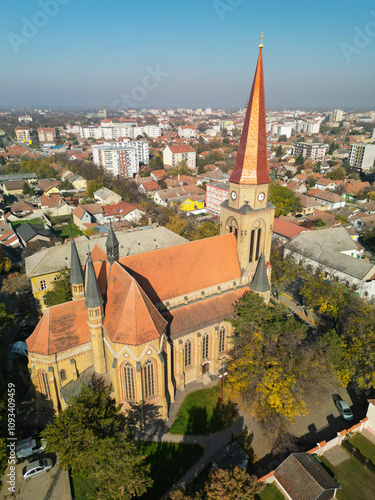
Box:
15, 126, 31, 142
37, 128, 56, 143
349, 143, 375, 171
206, 182, 229, 214
92, 140, 148, 178
292, 142, 328, 160
163, 145, 196, 170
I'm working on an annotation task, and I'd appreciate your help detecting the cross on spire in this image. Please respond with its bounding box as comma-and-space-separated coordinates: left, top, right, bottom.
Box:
259, 32, 264, 48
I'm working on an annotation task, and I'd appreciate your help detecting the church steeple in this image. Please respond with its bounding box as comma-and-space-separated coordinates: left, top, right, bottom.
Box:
229, 40, 270, 187
105, 222, 119, 265
85, 251, 106, 374
220, 34, 275, 285
70, 239, 85, 300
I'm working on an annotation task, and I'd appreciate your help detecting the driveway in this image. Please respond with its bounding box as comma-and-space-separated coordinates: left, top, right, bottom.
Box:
2, 459, 71, 500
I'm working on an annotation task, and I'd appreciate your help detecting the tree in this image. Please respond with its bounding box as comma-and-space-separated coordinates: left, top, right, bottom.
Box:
313, 161, 322, 173
227, 292, 329, 440
1, 272, 30, 295
190, 222, 219, 240
269, 184, 302, 217
42, 376, 151, 499
0, 246, 12, 273
0, 156, 6, 166
278, 135, 287, 143
313, 217, 325, 227
59, 179, 74, 190
44, 269, 72, 307
275, 145, 283, 157
22, 182, 35, 195
328, 142, 339, 155
270, 249, 300, 289
166, 214, 189, 238
83, 226, 99, 236
204, 467, 262, 500
294, 154, 305, 166
87, 178, 105, 198
327, 167, 345, 180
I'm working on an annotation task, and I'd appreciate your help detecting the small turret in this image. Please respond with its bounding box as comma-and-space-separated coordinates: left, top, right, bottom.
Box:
85, 252, 106, 374
250, 254, 270, 302
70, 239, 85, 300
105, 222, 119, 265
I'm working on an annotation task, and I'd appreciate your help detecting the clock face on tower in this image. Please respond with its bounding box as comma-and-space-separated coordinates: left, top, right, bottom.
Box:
231, 191, 237, 200
258, 192, 265, 202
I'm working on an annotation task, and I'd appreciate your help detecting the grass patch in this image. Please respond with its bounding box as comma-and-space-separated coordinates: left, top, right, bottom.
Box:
169, 382, 237, 435
51, 224, 83, 239
71, 442, 203, 500
256, 483, 284, 500
348, 434, 375, 465
11, 217, 44, 229
139, 442, 203, 500
321, 453, 375, 500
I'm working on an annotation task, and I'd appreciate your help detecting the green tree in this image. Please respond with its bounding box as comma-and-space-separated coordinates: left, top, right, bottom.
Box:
278, 135, 287, 143
328, 142, 339, 154
327, 167, 345, 180
0, 156, 6, 166
59, 179, 74, 190
0, 246, 12, 273
190, 222, 219, 240
313, 217, 325, 227
42, 376, 152, 499
294, 154, 305, 166
83, 226, 99, 236
22, 182, 35, 195
269, 184, 302, 217
44, 269, 72, 307
166, 214, 189, 238
275, 145, 283, 157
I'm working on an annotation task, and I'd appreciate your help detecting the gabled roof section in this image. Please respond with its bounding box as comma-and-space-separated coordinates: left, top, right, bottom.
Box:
274, 453, 340, 500
103, 262, 167, 345
120, 234, 241, 303
230, 46, 270, 186
27, 299, 90, 355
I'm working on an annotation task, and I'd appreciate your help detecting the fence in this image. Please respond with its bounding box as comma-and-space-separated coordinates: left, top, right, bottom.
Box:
341, 439, 375, 475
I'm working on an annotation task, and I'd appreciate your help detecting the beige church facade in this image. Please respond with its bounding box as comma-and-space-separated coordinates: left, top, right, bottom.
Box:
27, 43, 275, 421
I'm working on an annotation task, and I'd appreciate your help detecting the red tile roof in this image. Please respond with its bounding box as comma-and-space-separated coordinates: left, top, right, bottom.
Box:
120, 234, 241, 303
273, 217, 307, 239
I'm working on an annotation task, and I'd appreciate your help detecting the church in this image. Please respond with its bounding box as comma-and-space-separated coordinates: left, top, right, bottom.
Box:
26, 40, 275, 419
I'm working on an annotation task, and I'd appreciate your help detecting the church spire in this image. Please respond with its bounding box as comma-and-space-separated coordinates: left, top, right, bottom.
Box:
105, 222, 119, 265
85, 252, 103, 309
70, 238, 85, 300
230, 37, 270, 185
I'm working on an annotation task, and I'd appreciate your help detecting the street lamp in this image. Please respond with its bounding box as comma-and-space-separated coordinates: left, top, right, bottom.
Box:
218, 370, 228, 407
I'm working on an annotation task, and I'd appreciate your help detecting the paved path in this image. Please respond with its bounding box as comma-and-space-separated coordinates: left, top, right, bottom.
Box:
324, 445, 350, 466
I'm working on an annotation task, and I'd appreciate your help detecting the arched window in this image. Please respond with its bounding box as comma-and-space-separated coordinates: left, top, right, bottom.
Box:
40, 371, 51, 399
123, 363, 135, 400
184, 340, 192, 367
60, 369, 66, 381
202, 334, 209, 360
219, 327, 225, 353
144, 359, 155, 399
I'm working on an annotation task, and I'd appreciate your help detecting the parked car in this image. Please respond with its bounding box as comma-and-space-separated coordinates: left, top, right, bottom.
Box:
23, 458, 53, 480
16, 434, 45, 459
11, 341, 28, 356
335, 399, 354, 421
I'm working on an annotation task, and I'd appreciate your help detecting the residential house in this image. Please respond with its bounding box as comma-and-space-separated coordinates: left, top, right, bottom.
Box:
0, 173, 38, 184
286, 180, 307, 194
101, 201, 145, 224
150, 170, 167, 182
272, 216, 307, 245
72, 204, 104, 230
344, 179, 371, 200
296, 193, 321, 216
93, 187, 122, 205
16, 223, 51, 247
37, 180, 61, 196
0, 222, 21, 248
360, 201, 375, 215
61, 170, 87, 190
315, 178, 341, 191
307, 189, 346, 210
40, 195, 73, 217
178, 195, 205, 212
284, 227, 375, 300
2, 180, 25, 196
7, 144, 40, 159
200, 168, 230, 183
273, 453, 340, 500
10, 201, 35, 217
138, 180, 159, 197
178, 125, 197, 138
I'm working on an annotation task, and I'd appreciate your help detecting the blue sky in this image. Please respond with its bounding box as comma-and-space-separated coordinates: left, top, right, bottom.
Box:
1, 0, 375, 110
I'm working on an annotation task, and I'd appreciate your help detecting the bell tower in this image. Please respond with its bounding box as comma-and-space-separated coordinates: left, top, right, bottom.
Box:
220, 33, 275, 283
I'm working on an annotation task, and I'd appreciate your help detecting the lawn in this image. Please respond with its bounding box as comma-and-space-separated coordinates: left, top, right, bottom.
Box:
51, 224, 83, 239
71, 442, 203, 500
169, 382, 237, 435
321, 454, 375, 500
11, 217, 45, 229
348, 434, 375, 465
256, 483, 284, 500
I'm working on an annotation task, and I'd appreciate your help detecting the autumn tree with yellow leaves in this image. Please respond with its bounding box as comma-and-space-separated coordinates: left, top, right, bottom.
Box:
226, 292, 331, 440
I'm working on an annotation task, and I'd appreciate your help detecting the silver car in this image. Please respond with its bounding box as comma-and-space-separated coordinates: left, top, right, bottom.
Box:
22, 458, 53, 480
335, 399, 354, 422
